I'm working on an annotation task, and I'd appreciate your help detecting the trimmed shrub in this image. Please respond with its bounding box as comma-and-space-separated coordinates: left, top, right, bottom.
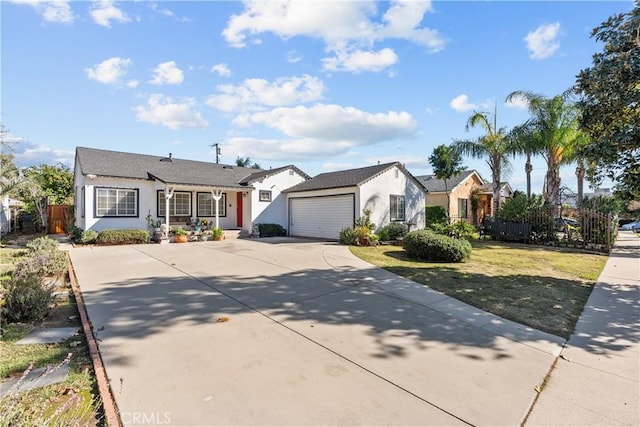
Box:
338, 227, 358, 245
79, 230, 99, 245
425, 205, 448, 226
3, 275, 53, 322
428, 221, 477, 240
258, 223, 286, 237
14, 250, 68, 279
403, 229, 472, 263
70, 226, 84, 243
379, 222, 407, 241
26, 236, 59, 253
95, 229, 149, 245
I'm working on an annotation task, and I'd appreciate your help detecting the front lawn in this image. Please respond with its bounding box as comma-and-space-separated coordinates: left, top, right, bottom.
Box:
351, 240, 607, 338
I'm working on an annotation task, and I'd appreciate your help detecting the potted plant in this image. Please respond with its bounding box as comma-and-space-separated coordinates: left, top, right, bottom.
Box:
174, 227, 188, 243
211, 227, 224, 241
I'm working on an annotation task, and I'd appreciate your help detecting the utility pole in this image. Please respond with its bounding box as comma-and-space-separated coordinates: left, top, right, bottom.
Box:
210, 143, 221, 164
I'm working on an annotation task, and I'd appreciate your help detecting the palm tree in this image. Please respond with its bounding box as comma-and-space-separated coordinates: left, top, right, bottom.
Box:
506, 91, 582, 212
452, 106, 516, 215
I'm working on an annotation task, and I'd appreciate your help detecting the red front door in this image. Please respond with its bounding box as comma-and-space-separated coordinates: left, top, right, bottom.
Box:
236, 192, 243, 228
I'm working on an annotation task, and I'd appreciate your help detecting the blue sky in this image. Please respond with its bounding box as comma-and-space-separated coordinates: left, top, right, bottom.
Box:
2, 0, 632, 193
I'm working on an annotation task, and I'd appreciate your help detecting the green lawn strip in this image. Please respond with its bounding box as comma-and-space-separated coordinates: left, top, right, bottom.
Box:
350, 240, 607, 339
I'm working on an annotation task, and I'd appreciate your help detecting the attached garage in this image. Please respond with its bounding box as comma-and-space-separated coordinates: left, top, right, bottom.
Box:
289, 194, 355, 239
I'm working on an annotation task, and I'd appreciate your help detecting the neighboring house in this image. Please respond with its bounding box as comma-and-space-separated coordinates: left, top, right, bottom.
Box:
479, 182, 514, 208
0, 196, 23, 237
417, 170, 495, 223
73, 147, 309, 233
283, 162, 426, 239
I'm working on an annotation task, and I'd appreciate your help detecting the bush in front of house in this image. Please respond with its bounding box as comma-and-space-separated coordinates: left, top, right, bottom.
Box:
403, 229, 472, 263
338, 227, 358, 245
257, 223, 286, 237
428, 220, 477, 240
378, 222, 408, 241
26, 236, 59, 253
95, 229, 149, 245
14, 249, 68, 279
2, 275, 53, 322
79, 230, 99, 245
425, 205, 448, 226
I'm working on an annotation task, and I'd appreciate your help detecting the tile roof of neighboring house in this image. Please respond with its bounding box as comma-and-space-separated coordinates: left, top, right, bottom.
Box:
415, 170, 484, 193
75, 147, 295, 190
283, 162, 426, 193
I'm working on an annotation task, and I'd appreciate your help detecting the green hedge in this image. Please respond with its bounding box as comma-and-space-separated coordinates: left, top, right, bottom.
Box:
257, 223, 286, 237
379, 222, 408, 241
425, 205, 448, 226
403, 229, 472, 263
96, 229, 149, 245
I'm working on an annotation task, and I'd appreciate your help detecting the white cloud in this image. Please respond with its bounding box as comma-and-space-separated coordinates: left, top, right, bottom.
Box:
286, 50, 302, 64
224, 104, 417, 161
450, 94, 477, 112
150, 61, 184, 85
90, 0, 130, 28
206, 75, 324, 112
126, 80, 139, 88
85, 57, 132, 84
524, 22, 561, 60
322, 48, 398, 73
505, 93, 529, 109
8, 0, 75, 23
211, 63, 231, 77
149, 2, 190, 22
222, 0, 444, 74
134, 94, 208, 130
13, 142, 74, 168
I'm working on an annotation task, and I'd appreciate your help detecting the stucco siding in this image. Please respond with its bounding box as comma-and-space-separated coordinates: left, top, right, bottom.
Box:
251, 169, 308, 230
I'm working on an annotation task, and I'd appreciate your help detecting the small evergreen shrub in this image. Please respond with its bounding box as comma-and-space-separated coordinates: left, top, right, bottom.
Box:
403, 229, 472, 263
258, 223, 286, 237
425, 206, 448, 226
95, 229, 149, 245
26, 236, 59, 253
338, 227, 358, 245
79, 230, 99, 245
3, 275, 53, 322
428, 221, 477, 240
14, 250, 68, 279
379, 222, 407, 241
354, 209, 376, 232
70, 226, 84, 243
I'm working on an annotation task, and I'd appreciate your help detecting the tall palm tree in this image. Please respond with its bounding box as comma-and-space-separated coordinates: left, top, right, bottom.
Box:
452, 106, 516, 215
507, 91, 582, 211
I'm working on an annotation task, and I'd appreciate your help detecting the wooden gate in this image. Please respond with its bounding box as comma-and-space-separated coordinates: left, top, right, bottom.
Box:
47, 205, 72, 234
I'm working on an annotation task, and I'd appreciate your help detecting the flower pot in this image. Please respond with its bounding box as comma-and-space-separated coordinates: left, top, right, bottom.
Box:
174, 235, 188, 243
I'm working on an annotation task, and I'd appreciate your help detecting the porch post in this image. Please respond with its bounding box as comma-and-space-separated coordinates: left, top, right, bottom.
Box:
211, 190, 222, 229
164, 187, 174, 238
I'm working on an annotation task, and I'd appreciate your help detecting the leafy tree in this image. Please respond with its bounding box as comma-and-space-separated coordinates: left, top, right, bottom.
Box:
451, 107, 515, 215
574, 3, 640, 200
235, 156, 261, 169
506, 91, 583, 211
429, 144, 464, 216
19, 163, 74, 205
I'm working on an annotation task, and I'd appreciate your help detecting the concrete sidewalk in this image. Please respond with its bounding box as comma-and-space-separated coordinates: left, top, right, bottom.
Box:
526, 230, 640, 426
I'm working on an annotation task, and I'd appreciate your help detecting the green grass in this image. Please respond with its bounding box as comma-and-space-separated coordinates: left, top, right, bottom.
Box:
351, 240, 608, 339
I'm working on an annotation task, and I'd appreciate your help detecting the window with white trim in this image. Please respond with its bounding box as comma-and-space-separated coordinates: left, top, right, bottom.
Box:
95, 188, 138, 217
390, 195, 405, 222
197, 192, 226, 217
158, 191, 191, 217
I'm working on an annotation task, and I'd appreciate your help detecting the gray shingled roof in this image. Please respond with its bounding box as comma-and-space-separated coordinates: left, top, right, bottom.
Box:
415, 170, 484, 193
240, 165, 311, 184
76, 147, 266, 189
283, 162, 424, 193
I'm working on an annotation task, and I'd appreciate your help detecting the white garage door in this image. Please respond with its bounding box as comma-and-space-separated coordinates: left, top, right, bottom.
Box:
290, 195, 355, 239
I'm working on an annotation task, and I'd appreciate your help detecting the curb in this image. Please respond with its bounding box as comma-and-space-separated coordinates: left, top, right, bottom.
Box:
66, 252, 122, 427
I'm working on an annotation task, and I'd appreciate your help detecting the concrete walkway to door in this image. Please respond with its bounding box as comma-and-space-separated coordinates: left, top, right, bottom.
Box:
66, 236, 636, 426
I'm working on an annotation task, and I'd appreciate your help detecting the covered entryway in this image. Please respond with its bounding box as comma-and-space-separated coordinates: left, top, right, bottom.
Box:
289, 194, 354, 239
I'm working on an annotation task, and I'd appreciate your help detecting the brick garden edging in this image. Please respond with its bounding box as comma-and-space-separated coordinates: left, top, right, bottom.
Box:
66, 252, 122, 427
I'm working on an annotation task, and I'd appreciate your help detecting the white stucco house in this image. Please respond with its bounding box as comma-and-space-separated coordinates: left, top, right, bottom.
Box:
284, 162, 426, 239
73, 147, 309, 234
74, 148, 426, 240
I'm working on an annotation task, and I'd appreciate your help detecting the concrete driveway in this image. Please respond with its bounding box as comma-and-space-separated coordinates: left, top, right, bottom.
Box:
69, 238, 564, 426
